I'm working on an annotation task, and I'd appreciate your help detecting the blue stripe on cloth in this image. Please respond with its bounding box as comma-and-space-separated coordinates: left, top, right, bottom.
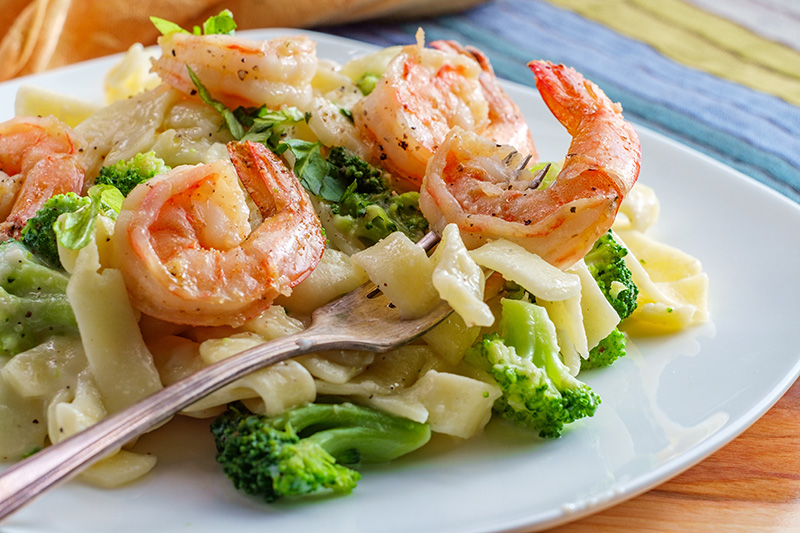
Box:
321, 0, 800, 203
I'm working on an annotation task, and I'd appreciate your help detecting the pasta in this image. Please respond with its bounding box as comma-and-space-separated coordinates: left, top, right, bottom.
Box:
0, 20, 710, 494
74, 85, 229, 179
430, 224, 494, 328
350, 232, 440, 318
617, 229, 709, 334
103, 43, 161, 104
276, 247, 368, 315
65, 221, 162, 413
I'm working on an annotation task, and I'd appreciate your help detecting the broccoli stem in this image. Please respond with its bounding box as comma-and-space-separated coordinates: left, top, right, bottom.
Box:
273, 402, 431, 464
0, 241, 77, 356
307, 421, 431, 465
211, 401, 431, 503
500, 298, 568, 378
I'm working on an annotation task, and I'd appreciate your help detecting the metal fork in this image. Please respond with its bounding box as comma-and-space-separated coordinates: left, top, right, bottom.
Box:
0, 232, 450, 522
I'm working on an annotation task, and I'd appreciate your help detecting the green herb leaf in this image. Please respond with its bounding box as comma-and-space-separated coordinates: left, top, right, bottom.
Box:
187, 66, 246, 139
257, 107, 305, 124
202, 9, 237, 35
280, 140, 347, 202
150, 11, 236, 36
52, 185, 124, 251
150, 16, 190, 36
53, 203, 100, 251
253, 108, 302, 133
339, 108, 354, 122
88, 184, 125, 215
212, 105, 303, 146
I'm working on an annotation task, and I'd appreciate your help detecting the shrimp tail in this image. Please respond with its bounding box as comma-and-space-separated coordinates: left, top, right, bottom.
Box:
420, 61, 640, 269
227, 140, 325, 293
528, 60, 640, 198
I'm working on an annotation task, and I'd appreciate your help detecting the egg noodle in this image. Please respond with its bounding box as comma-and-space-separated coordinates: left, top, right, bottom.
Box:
0, 16, 707, 492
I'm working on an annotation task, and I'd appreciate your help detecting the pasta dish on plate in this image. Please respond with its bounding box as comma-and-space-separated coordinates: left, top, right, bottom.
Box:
0, 11, 708, 503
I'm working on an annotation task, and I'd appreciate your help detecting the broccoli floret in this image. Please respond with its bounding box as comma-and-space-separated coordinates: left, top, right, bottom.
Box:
94, 152, 170, 197
384, 190, 429, 236
581, 328, 627, 370
327, 146, 384, 194
19, 193, 90, 268
327, 147, 428, 246
584, 231, 639, 320
581, 232, 637, 369
466, 298, 601, 438
332, 188, 428, 245
19, 185, 125, 269
0, 240, 78, 357
210, 401, 430, 502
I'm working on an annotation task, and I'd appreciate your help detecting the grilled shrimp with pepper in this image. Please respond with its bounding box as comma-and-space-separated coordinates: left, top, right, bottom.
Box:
419, 61, 640, 268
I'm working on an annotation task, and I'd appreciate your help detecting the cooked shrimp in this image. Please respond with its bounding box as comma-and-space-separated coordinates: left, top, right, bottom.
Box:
0, 116, 85, 240
353, 35, 535, 190
429, 40, 537, 160
114, 140, 325, 326
419, 61, 640, 269
152, 33, 317, 110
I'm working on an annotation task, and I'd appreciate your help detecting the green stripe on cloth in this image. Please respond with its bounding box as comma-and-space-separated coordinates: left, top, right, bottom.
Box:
545, 0, 800, 105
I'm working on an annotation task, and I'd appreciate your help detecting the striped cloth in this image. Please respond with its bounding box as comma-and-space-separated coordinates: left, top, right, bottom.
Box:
324, 0, 800, 203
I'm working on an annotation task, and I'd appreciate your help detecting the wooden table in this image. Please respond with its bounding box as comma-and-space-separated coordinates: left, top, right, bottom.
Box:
549, 379, 800, 531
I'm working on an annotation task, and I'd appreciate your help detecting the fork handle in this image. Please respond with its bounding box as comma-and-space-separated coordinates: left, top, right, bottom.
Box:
0, 328, 340, 522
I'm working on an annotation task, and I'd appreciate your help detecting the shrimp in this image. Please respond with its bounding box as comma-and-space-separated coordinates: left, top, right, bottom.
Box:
0, 116, 85, 241
419, 61, 640, 269
429, 40, 537, 160
114, 140, 325, 326
152, 32, 317, 110
353, 35, 535, 190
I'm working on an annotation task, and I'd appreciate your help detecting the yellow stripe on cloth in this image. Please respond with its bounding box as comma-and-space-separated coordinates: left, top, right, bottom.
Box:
545, 0, 800, 105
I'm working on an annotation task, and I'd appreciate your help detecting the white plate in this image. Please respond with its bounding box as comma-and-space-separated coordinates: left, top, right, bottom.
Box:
2, 29, 800, 533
